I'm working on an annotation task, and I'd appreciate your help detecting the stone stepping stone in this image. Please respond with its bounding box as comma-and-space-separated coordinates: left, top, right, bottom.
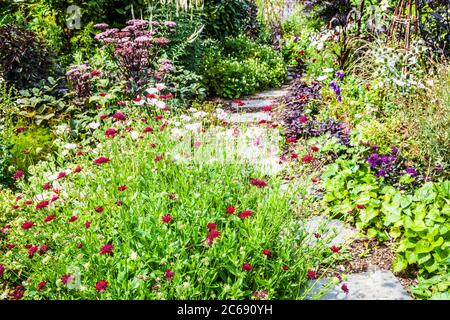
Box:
226, 112, 271, 124
303, 216, 359, 246
252, 88, 290, 99
307, 270, 412, 300
228, 99, 275, 112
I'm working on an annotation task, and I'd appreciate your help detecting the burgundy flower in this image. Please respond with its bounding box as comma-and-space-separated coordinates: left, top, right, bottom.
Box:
100, 244, 114, 255
15, 126, 26, 135
69, 216, 78, 223
112, 112, 126, 121
299, 115, 309, 123
155, 115, 163, 121
57, 171, 67, 179
307, 271, 317, 279
13, 171, 25, 181
74, 166, 82, 173
282, 265, 289, 271
262, 105, 272, 112
162, 214, 172, 224
143, 127, 153, 133
116, 200, 123, 206
207, 223, 217, 230
291, 152, 298, 159
286, 137, 297, 143
11, 286, 25, 300
164, 269, 175, 280
94, 157, 110, 165
341, 283, 349, 294
77, 243, 83, 249
118, 185, 127, 192
36, 200, 50, 210
85, 221, 92, 229
95, 280, 109, 293
155, 155, 163, 162
105, 128, 118, 138
51, 195, 59, 202
356, 204, 365, 210
310, 146, 319, 152
21, 221, 35, 230
61, 274, 72, 285
330, 245, 340, 253
37, 281, 46, 291
250, 179, 268, 188
226, 206, 236, 215
39, 245, 49, 255
150, 143, 156, 149
28, 245, 39, 258
95, 206, 104, 213
206, 229, 220, 246
100, 114, 108, 120
302, 155, 314, 164
262, 249, 271, 257
242, 262, 252, 271
0, 264, 4, 278
25, 200, 33, 205
12, 204, 19, 210
238, 210, 253, 219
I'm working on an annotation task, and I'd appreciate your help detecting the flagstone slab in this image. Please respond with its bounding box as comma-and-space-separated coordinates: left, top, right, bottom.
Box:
227, 112, 272, 124
303, 216, 359, 246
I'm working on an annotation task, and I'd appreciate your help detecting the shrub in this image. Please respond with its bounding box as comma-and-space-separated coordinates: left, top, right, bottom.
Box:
203, 36, 286, 98
0, 24, 54, 89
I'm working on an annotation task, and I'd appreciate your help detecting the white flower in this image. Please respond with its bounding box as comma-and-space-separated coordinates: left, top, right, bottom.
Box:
317, 75, 328, 81
64, 143, 77, 150
133, 98, 145, 106
156, 83, 166, 91
146, 88, 159, 95
131, 131, 139, 140
88, 122, 101, 130
155, 101, 166, 110
180, 115, 192, 122
185, 123, 202, 132
130, 251, 138, 261
170, 128, 186, 140
147, 98, 158, 105
193, 111, 207, 119
188, 107, 198, 113
323, 68, 334, 73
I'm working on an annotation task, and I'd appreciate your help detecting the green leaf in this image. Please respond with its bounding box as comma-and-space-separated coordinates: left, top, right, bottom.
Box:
392, 255, 408, 272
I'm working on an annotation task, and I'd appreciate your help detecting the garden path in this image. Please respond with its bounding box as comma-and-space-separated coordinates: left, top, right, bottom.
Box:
219, 86, 413, 300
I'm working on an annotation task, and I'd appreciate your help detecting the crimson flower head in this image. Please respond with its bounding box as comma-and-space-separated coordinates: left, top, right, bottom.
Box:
94, 157, 110, 165
61, 275, 72, 285
143, 127, 153, 133
162, 214, 172, 224
238, 210, 253, 219
15, 126, 26, 135
105, 128, 118, 138
286, 137, 297, 143
299, 115, 309, 123
0, 264, 4, 278
356, 204, 365, 210
242, 262, 252, 271
69, 216, 78, 223
13, 171, 25, 181
262, 249, 271, 257
74, 166, 82, 173
39, 245, 49, 255
226, 206, 236, 215
341, 283, 349, 294
207, 223, 217, 230
100, 244, 114, 255
206, 229, 220, 246
310, 146, 319, 153
291, 152, 298, 159
28, 245, 39, 258
112, 112, 126, 121
164, 269, 175, 280
118, 185, 127, 192
330, 245, 340, 253
95, 206, 104, 213
25, 200, 33, 205
85, 221, 92, 229
21, 221, 34, 230
57, 171, 67, 179
250, 179, 268, 188
155, 155, 163, 162
116, 200, 123, 206
37, 281, 46, 291
302, 155, 314, 164
95, 280, 109, 293
307, 270, 317, 279
262, 105, 273, 112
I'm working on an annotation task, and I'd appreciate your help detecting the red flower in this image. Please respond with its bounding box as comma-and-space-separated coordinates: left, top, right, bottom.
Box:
100, 244, 114, 255
0, 264, 4, 278
159, 123, 167, 132
226, 206, 236, 215
116, 200, 123, 206
118, 185, 127, 192
112, 112, 126, 121
21, 221, 35, 230
356, 204, 365, 210
238, 210, 253, 219
95, 206, 104, 213
302, 155, 314, 164
143, 127, 153, 133
100, 114, 108, 120
15, 126, 26, 135
51, 195, 59, 202
90, 70, 101, 77
77, 243, 83, 249
162, 214, 172, 224
155, 115, 163, 121
99, 92, 107, 97
286, 137, 297, 143
282, 265, 289, 271
262, 105, 273, 112
13, 171, 25, 181
105, 128, 118, 138
206, 229, 221, 246
11, 286, 25, 300
151, 143, 156, 149
207, 223, 217, 230
28, 245, 39, 258
291, 152, 298, 159
85, 221, 92, 229
15, 195, 22, 202
61, 275, 72, 285
95, 280, 109, 293
37, 281, 46, 291
262, 249, 271, 257
69, 216, 78, 223
155, 155, 163, 162
330, 245, 340, 253
310, 146, 319, 152
307, 271, 317, 279
57, 171, 67, 179
25, 200, 33, 205
242, 262, 252, 271
299, 115, 309, 123
94, 157, 110, 165
341, 283, 349, 294
258, 120, 267, 125
74, 166, 82, 173
39, 245, 49, 255
164, 269, 175, 280
250, 179, 268, 188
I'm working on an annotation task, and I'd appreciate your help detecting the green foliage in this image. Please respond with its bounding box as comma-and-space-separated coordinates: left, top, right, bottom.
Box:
203, 35, 286, 98
0, 24, 55, 90
411, 273, 450, 300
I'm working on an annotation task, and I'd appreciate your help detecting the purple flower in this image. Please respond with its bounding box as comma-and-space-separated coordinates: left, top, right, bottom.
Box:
375, 169, 387, 177
406, 167, 418, 177
367, 154, 380, 168
335, 71, 345, 78
391, 146, 399, 155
